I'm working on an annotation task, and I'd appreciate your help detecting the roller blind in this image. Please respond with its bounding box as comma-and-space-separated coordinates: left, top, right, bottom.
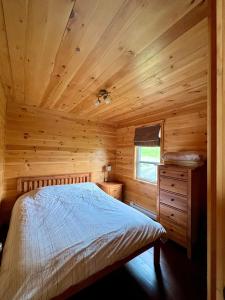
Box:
134, 124, 161, 146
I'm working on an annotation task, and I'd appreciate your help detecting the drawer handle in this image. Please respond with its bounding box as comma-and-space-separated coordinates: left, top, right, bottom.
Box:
170, 213, 174, 217
162, 171, 166, 174
180, 174, 184, 177
171, 184, 175, 187
171, 198, 175, 201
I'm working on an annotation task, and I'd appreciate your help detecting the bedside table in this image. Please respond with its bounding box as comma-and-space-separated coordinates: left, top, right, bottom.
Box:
97, 182, 123, 201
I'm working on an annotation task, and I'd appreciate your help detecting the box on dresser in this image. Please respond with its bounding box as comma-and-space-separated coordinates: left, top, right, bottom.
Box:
157, 164, 206, 259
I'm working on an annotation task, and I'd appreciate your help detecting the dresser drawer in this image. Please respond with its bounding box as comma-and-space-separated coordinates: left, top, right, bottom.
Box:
99, 185, 109, 194
110, 186, 122, 194
160, 190, 187, 211
98, 182, 123, 201
110, 189, 122, 200
160, 204, 187, 228
160, 217, 187, 247
159, 176, 188, 196
160, 168, 188, 180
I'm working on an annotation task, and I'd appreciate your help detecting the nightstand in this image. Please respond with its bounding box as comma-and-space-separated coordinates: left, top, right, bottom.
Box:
97, 182, 123, 201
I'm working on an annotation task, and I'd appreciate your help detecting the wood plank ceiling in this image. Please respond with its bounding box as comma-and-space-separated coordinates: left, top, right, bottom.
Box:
0, 0, 208, 127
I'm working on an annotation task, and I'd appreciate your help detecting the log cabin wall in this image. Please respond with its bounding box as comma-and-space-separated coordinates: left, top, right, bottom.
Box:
1, 102, 116, 222
114, 107, 207, 213
0, 85, 6, 201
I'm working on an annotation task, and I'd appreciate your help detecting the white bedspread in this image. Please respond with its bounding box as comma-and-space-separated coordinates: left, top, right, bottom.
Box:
0, 183, 166, 300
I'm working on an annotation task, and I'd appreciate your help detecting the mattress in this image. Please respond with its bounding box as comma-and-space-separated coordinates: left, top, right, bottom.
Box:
0, 183, 166, 300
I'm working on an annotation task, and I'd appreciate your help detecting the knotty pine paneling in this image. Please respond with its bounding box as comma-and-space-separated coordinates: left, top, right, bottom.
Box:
0, 0, 207, 124
114, 108, 207, 213
0, 84, 6, 201
211, 2, 225, 297
1, 103, 116, 221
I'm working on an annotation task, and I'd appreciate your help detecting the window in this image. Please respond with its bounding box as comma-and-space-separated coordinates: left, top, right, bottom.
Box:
136, 146, 160, 183
134, 123, 162, 183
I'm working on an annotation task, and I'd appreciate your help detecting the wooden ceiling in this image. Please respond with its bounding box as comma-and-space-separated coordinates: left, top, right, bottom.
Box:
0, 0, 208, 127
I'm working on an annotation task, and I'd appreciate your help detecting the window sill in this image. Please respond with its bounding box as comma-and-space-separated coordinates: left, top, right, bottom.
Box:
134, 178, 157, 186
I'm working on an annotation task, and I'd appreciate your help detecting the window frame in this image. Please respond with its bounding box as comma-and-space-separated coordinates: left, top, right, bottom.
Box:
135, 146, 160, 183
134, 121, 164, 185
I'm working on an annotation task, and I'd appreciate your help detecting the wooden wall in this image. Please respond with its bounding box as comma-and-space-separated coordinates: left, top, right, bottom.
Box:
114, 107, 207, 213
0, 101, 207, 219
217, 1, 225, 297
0, 84, 6, 201
1, 102, 116, 221
208, 1, 225, 298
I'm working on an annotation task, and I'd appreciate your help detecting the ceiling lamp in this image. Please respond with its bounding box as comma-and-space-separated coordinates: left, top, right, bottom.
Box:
95, 89, 111, 106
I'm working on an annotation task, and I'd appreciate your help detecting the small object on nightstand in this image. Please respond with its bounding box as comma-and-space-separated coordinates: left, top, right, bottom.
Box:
98, 182, 123, 201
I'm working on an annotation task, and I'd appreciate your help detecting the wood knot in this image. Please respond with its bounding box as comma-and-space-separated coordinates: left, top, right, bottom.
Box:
24, 133, 30, 139
127, 50, 135, 56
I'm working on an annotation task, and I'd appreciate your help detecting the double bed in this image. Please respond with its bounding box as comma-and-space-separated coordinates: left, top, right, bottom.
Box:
0, 173, 166, 300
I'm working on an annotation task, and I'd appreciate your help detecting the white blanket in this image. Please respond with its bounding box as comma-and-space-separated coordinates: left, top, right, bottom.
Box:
0, 183, 166, 300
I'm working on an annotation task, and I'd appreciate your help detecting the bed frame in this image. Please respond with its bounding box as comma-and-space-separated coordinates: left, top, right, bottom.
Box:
52, 240, 160, 300
16, 173, 161, 300
17, 172, 92, 195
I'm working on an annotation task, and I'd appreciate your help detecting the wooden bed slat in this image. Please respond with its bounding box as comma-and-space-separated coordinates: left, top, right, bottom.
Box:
17, 173, 92, 195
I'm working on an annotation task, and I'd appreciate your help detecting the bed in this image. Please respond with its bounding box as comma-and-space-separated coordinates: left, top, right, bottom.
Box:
0, 173, 166, 300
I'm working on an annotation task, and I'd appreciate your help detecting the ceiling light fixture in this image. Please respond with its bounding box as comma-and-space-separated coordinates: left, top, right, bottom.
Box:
95, 89, 111, 106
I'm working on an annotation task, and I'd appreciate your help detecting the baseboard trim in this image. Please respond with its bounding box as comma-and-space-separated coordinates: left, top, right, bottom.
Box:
129, 202, 157, 221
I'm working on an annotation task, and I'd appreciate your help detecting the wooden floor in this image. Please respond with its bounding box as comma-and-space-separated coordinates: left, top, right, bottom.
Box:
71, 241, 206, 300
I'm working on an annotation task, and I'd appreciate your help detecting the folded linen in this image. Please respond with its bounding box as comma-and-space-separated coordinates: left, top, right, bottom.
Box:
163, 151, 206, 166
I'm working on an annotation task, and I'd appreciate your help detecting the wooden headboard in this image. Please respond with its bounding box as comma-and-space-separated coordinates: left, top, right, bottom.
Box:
17, 173, 92, 195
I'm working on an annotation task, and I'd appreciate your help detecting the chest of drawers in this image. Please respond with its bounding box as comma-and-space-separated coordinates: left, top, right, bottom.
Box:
157, 164, 206, 258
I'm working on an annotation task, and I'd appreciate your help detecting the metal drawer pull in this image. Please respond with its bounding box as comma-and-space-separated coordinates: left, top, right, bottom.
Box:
170, 213, 174, 217
180, 174, 184, 177
171, 184, 175, 187
171, 198, 174, 201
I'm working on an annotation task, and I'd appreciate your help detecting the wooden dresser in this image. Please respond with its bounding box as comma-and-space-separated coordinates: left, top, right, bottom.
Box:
97, 182, 123, 201
157, 164, 206, 258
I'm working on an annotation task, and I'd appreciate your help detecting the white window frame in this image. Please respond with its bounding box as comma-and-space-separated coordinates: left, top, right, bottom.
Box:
134, 121, 164, 184
135, 146, 160, 184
